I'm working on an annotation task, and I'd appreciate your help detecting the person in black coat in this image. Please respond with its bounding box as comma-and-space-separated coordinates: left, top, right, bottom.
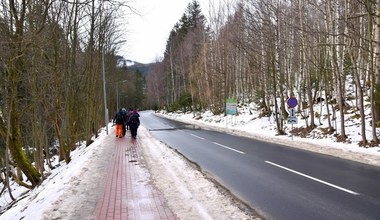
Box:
128, 110, 140, 139
113, 109, 126, 138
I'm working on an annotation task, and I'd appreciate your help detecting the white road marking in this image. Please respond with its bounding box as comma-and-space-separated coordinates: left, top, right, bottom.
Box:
213, 142, 246, 155
190, 133, 205, 140
189, 133, 245, 154
265, 161, 360, 195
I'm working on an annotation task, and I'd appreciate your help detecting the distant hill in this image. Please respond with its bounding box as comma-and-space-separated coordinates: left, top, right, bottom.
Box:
117, 57, 154, 77
128, 62, 151, 77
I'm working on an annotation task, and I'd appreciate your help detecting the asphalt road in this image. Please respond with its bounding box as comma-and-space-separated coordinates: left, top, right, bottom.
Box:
140, 111, 380, 219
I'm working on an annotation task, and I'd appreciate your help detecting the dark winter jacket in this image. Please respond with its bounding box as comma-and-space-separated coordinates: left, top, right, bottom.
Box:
128, 114, 140, 128
113, 110, 126, 125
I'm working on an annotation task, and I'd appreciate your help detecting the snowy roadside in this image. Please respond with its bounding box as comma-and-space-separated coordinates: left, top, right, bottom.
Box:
139, 126, 260, 219
156, 111, 380, 167
1, 127, 114, 219
3, 107, 378, 219
41, 129, 116, 220
1, 124, 261, 219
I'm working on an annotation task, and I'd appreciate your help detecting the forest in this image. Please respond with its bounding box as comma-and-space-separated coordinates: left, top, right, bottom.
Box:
0, 0, 379, 193
0, 0, 135, 191
146, 0, 380, 148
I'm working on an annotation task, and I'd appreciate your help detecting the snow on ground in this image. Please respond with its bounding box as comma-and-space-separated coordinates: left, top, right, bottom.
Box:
0, 122, 260, 219
139, 126, 258, 219
2, 100, 380, 219
0, 127, 114, 220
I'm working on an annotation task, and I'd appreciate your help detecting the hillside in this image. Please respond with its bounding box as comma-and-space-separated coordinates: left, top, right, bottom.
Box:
128, 62, 152, 77
117, 57, 155, 77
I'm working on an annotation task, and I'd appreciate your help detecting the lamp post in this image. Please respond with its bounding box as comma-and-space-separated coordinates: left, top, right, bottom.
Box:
100, 0, 110, 135
102, 47, 108, 135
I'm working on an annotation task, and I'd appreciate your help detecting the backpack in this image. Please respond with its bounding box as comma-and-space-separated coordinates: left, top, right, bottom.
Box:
129, 115, 139, 127
115, 112, 124, 124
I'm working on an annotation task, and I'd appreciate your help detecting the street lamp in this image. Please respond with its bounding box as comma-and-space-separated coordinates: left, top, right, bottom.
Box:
102, 47, 108, 135
101, 0, 110, 134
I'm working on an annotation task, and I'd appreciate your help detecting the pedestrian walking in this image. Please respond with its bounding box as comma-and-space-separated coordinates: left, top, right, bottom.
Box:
128, 109, 140, 139
121, 108, 127, 136
113, 109, 126, 138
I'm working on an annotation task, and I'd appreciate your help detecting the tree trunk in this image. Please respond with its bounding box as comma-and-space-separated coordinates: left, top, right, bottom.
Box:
373, 0, 380, 143
8, 84, 41, 187
5, 0, 42, 187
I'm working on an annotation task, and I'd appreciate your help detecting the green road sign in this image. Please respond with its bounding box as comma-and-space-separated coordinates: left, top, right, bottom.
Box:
226, 98, 237, 115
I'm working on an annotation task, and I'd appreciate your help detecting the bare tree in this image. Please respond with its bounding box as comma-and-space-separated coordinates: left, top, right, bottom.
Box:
0, 0, 131, 190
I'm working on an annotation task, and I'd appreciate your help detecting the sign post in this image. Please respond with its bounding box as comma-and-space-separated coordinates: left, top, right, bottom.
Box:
287, 97, 298, 140
226, 98, 237, 127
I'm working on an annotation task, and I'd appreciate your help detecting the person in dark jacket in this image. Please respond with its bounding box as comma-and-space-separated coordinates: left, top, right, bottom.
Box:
125, 108, 132, 131
121, 108, 127, 136
113, 109, 126, 138
128, 110, 140, 139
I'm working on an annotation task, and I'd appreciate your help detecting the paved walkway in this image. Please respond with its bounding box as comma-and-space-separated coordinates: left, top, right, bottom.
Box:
95, 133, 178, 220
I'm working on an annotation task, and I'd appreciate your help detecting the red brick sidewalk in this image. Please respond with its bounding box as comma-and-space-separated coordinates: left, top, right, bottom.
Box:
95, 134, 178, 220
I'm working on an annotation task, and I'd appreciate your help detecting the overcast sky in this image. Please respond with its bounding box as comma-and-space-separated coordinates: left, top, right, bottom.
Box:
119, 0, 209, 64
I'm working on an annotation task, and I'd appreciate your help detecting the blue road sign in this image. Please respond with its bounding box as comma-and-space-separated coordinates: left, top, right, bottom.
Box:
287, 97, 298, 108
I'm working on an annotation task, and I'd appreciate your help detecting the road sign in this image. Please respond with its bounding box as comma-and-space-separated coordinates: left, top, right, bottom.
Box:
288, 108, 297, 124
289, 108, 296, 117
226, 98, 238, 115
288, 116, 298, 124
287, 97, 298, 108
